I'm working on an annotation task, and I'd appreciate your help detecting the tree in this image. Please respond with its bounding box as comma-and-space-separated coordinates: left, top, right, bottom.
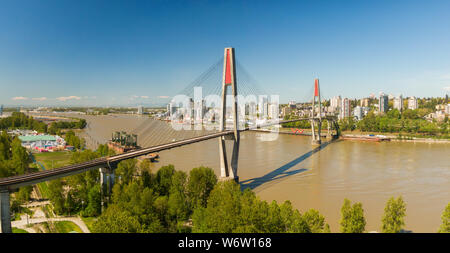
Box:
168, 171, 190, 226
116, 159, 137, 185
83, 184, 102, 217
381, 196, 406, 233
155, 164, 175, 196
11, 137, 29, 175
92, 204, 143, 233
303, 209, 330, 233
16, 186, 33, 204
187, 166, 217, 209
340, 198, 366, 233
438, 203, 450, 233
48, 179, 65, 215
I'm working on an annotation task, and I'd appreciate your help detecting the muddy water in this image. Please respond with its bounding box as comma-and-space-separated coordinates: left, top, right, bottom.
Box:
59, 114, 450, 232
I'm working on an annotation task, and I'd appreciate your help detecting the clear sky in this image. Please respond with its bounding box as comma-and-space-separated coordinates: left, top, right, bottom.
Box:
1, 0, 450, 106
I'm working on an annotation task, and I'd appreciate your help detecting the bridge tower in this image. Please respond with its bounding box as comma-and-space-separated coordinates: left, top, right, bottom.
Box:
311, 78, 322, 145
219, 47, 240, 182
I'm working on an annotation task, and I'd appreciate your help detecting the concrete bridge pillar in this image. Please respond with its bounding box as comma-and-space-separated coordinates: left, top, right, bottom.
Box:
0, 189, 12, 233
218, 47, 240, 183
99, 167, 115, 211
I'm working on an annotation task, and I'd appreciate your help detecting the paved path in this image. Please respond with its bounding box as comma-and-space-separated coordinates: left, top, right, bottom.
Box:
12, 215, 91, 233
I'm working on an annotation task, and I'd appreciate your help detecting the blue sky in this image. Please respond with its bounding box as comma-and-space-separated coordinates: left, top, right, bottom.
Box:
1, 0, 450, 106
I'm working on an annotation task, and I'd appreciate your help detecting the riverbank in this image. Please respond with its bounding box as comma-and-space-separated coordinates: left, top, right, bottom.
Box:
272, 128, 450, 144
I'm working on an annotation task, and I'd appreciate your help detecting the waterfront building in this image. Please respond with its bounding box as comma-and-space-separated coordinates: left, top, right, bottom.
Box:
379, 93, 389, 113
331, 96, 342, 110
340, 98, 351, 119
137, 105, 144, 115
408, 96, 418, 110
282, 106, 291, 117
268, 104, 279, 119
194, 99, 206, 122
393, 95, 403, 112
353, 106, 363, 121
360, 98, 370, 107
259, 96, 269, 119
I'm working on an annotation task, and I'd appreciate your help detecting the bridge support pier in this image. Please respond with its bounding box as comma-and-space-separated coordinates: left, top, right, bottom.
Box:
0, 189, 11, 233
218, 47, 240, 183
311, 119, 322, 145
311, 78, 322, 145
99, 167, 115, 211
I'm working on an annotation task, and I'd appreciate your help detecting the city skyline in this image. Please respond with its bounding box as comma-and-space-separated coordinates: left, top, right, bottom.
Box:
1, 0, 450, 106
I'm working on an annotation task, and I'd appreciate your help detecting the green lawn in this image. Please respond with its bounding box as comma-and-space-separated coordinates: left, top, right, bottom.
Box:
37, 182, 50, 199
54, 221, 83, 233
33, 151, 73, 170
12, 227, 29, 233
33, 151, 72, 200
81, 217, 97, 232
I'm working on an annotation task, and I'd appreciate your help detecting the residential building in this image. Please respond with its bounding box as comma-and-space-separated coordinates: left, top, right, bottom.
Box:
340, 98, 351, 119
393, 95, 403, 112
408, 97, 418, 110
379, 93, 389, 113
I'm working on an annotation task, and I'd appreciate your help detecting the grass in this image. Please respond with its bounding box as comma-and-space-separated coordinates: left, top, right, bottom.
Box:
81, 217, 97, 232
54, 221, 83, 233
12, 227, 29, 233
33, 151, 73, 170
37, 182, 50, 199
33, 151, 72, 200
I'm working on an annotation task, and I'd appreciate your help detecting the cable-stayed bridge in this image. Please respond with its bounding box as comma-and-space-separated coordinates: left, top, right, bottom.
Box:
0, 48, 339, 233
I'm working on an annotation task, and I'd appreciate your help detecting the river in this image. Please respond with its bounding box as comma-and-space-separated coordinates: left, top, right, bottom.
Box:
45, 113, 450, 232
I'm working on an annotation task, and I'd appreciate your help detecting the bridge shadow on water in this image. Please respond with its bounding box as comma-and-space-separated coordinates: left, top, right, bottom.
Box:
240, 140, 334, 191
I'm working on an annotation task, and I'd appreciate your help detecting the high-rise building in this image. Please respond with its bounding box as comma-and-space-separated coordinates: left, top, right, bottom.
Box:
379, 93, 389, 113
194, 99, 206, 121
0, 104, 3, 116
259, 96, 268, 119
393, 95, 403, 112
331, 96, 342, 109
137, 105, 144, 115
340, 98, 351, 119
408, 97, 418, 110
360, 98, 370, 107
268, 104, 279, 119
282, 106, 291, 117
353, 106, 363, 121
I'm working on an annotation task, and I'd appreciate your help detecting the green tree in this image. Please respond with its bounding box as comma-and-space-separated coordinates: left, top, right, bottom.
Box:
92, 204, 142, 233
15, 186, 33, 204
116, 159, 137, 185
48, 179, 65, 214
340, 198, 366, 233
381, 196, 407, 233
11, 137, 29, 175
83, 184, 102, 217
438, 203, 450, 233
187, 166, 217, 209
303, 209, 330, 233
155, 164, 175, 196
168, 171, 190, 224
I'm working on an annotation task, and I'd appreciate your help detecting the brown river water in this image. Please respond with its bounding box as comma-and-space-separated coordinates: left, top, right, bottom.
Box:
49, 113, 450, 232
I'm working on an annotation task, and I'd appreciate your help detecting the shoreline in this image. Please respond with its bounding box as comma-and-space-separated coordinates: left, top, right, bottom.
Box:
254, 129, 450, 144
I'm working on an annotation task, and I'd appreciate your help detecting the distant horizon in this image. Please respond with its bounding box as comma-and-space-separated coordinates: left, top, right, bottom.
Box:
1, 94, 448, 109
